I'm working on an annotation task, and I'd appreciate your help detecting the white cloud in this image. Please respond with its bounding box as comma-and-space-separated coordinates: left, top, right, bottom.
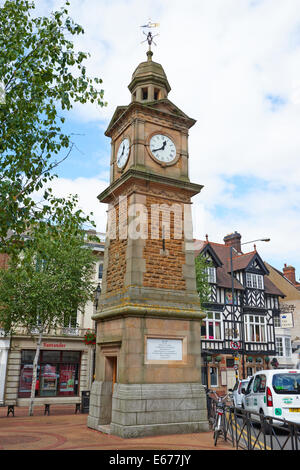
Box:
37, 0, 300, 273
37, 176, 109, 234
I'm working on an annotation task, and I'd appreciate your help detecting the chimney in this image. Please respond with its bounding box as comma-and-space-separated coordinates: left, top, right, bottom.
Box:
283, 264, 296, 285
223, 231, 242, 254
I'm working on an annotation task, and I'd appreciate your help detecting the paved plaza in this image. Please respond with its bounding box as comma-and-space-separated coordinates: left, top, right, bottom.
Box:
0, 405, 232, 451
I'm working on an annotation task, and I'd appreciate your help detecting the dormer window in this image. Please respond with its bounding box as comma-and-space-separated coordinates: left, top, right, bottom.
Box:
246, 273, 264, 290
205, 266, 216, 284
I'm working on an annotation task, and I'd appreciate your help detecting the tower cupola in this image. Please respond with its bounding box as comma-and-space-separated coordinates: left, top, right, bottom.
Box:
128, 50, 171, 103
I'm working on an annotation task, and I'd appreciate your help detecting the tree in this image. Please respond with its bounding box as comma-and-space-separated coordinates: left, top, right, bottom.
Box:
195, 254, 213, 308
0, 0, 106, 252
0, 197, 98, 415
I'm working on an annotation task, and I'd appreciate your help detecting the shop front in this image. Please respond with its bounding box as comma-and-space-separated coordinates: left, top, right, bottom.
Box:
19, 350, 81, 399
4, 336, 95, 407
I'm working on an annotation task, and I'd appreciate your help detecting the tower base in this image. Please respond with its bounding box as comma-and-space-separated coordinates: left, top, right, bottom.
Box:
87, 381, 209, 438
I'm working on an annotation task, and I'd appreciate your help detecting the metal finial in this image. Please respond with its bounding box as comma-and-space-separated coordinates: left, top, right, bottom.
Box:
140, 19, 160, 52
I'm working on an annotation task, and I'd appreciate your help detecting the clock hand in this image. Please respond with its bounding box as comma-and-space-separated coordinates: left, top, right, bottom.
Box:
152, 141, 167, 152
117, 145, 125, 163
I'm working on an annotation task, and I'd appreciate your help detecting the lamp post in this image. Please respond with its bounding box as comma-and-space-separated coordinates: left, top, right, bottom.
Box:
230, 238, 270, 379
94, 283, 101, 311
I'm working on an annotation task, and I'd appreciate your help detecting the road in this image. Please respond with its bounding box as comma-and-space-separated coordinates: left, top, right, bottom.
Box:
230, 410, 300, 450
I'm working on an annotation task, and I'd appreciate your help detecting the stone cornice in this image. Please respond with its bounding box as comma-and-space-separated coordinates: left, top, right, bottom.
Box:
97, 168, 203, 204
92, 303, 205, 322
105, 100, 196, 138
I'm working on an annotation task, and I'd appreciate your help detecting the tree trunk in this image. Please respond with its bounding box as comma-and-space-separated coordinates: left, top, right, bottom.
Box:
28, 330, 43, 416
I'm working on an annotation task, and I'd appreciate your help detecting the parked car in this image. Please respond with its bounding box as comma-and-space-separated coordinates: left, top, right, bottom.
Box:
230, 377, 252, 408
243, 369, 300, 425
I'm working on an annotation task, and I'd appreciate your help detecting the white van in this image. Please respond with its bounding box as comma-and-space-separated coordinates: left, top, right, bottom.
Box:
243, 369, 300, 425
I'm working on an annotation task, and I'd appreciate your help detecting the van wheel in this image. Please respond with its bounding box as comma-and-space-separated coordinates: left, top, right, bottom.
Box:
259, 410, 272, 435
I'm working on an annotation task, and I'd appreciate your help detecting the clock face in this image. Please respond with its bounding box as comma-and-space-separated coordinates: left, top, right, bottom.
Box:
149, 134, 176, 163
116, 138, 130, 169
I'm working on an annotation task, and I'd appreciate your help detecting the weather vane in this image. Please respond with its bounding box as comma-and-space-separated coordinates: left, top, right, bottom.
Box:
140, 18, 160, 51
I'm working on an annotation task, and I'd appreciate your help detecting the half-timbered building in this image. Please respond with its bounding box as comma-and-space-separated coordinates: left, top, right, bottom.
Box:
195, 232, 285, 393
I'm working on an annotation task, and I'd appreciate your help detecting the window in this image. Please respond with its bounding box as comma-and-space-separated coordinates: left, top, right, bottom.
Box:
276, 337, 283, 356
226, 358, 234, 368
201, 367, 208, 386
244, 315, 266, 342
247, 367, 253, 377
272, 373, 300, 394
245, 315, 266, 343
210, 367, 218, 387
64, 311, 77, 328
274, 316, 281, 328
142, 87, 148, 100
201, 312, 222, 340
154, 88, 160, 100
253, 374, 266, 393
98, 263, 103, 280
18, 350, 81, 398
276, 337, 292, 357
246, 273, 264, 290
285, 337, 292, 357
205, 267, 216, 284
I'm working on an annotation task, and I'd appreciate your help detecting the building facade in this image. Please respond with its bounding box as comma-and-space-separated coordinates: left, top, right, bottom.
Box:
265, 262, 300, 369
0, 232, 105, 410
195, 232, 285, 394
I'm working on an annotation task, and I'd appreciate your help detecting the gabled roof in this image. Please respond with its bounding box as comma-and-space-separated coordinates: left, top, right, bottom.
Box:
194, 240, 244, 291
194, 239, 284, 297
195, 242, 223, 268
232, 251, 269, 275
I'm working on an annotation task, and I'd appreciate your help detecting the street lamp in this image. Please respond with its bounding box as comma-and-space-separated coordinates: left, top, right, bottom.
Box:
230, 238, 270, 379
94, 283, 101, 311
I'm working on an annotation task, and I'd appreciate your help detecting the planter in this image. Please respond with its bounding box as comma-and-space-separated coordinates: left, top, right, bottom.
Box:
247, 356, 253, 363
215, 356, 222, 362
206, 355, 212, 362
256, 358, 262, 363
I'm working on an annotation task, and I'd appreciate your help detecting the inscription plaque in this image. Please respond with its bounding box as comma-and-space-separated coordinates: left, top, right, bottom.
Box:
147, 338, 183, 361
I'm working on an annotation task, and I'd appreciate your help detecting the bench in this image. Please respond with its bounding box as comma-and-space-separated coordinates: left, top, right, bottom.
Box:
44, 402, 81, 415
7, 402, 81, 417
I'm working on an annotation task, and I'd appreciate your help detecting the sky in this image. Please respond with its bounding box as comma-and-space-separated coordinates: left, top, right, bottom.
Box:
36, 0, 300, 279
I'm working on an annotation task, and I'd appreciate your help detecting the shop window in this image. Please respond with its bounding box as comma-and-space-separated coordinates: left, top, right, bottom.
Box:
42, 350, 60, 363
18, 350, 81, 398
62, 351, 81, 363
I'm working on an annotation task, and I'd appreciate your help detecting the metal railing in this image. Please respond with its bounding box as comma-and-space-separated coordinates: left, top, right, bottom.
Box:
11, 326, 94, 338
206, 392, 300, 450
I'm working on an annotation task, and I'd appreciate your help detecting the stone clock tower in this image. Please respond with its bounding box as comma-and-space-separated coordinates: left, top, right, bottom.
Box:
87, 49, 209, 438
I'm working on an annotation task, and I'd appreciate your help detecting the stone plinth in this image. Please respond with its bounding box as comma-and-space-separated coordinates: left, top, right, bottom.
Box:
88, 382, 209, 438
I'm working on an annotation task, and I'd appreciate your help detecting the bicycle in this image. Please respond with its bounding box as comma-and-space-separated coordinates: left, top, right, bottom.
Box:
208, 390, 230, 446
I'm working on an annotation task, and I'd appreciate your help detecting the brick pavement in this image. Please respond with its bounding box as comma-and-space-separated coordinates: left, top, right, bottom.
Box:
0, 405, 234, 451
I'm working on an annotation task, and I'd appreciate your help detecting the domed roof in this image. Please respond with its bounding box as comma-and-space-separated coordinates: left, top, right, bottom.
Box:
128, 50, 171, 94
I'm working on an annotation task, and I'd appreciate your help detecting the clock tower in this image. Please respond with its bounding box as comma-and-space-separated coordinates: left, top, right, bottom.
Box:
87, 48, 209, 438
